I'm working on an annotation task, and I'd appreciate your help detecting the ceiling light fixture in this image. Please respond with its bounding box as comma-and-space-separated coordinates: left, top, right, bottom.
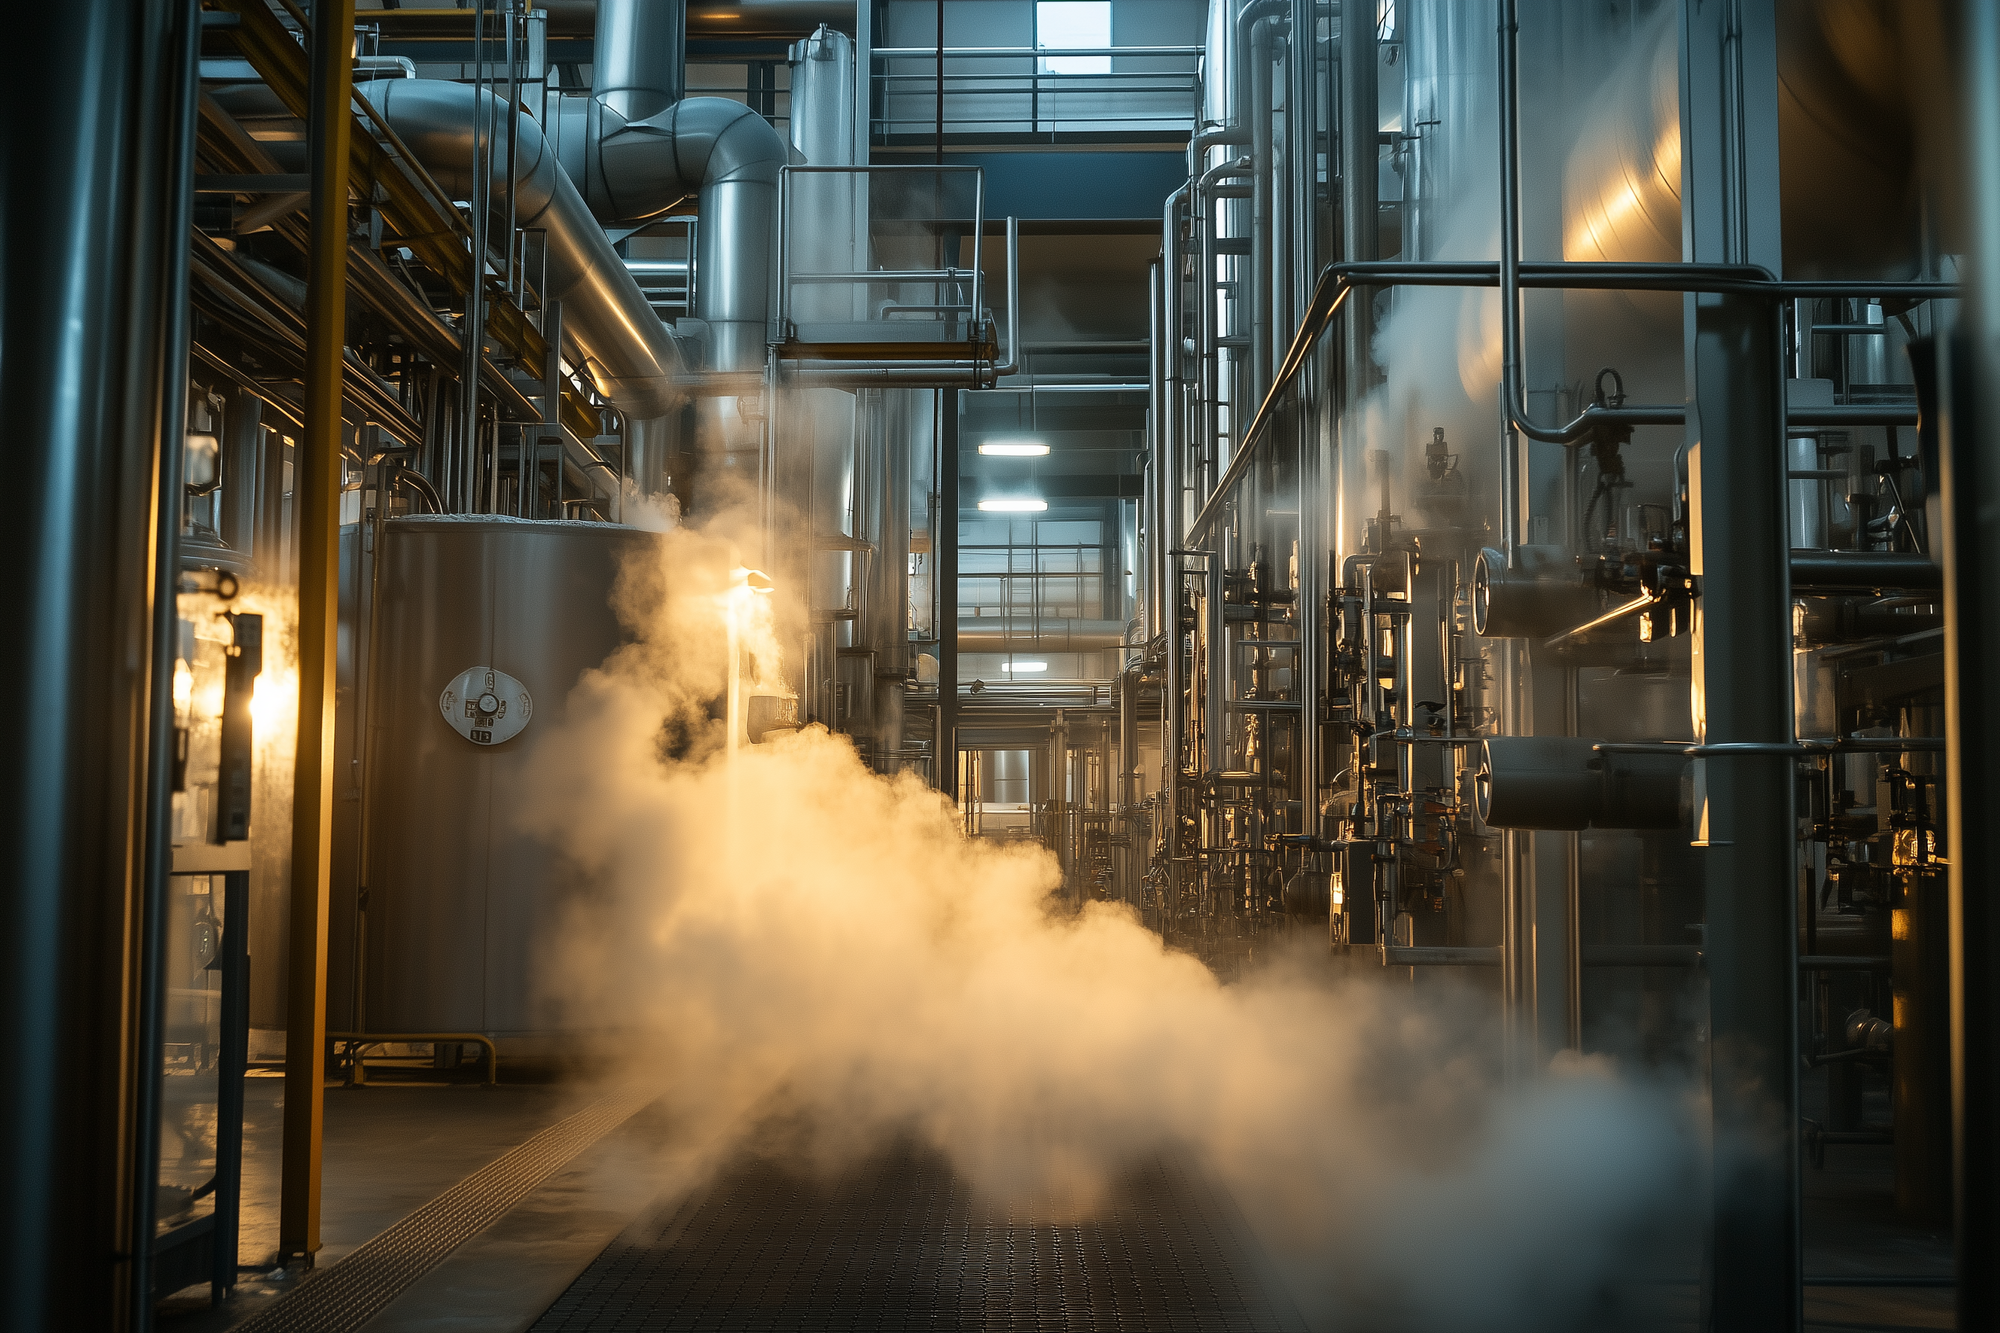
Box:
1002, 661, 1049, 672
977, 498, 1048, 512
978, 440, 1050, 456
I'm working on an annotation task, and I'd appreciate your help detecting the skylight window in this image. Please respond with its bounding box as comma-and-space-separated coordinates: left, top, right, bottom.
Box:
1037, 1, 1111, 75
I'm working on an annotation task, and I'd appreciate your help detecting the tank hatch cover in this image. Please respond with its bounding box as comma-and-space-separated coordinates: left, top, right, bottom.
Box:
440, 666, 533, 746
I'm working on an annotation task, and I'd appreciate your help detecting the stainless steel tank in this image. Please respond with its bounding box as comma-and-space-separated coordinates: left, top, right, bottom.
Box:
358, 516, 668, 1042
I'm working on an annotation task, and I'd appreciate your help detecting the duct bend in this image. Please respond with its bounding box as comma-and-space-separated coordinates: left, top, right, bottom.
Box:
556, 97, 789, 375
359, 79, 689, 420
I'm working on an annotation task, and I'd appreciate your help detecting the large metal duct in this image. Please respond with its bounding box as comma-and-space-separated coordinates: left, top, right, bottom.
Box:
593, 0, 685, 119
358, 78, 689, 419
543, 0, 791, 374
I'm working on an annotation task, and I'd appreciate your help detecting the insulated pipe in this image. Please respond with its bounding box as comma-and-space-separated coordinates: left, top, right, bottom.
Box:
1119, 664, 1141, 812
359, 79, 689, 418
1162, 184, 1190, 559
1196, 157, 1254, 505
1148, 258, 1166, 643
873, 389, 911, 763
6, 4, 193, 1320
1495, 0, 1526, 562
1236, 0, 1287, 400
990, 217, 1021, 376
592, 0, 686, 120
1339, 0, 1378, 562
550, 0, 789, 373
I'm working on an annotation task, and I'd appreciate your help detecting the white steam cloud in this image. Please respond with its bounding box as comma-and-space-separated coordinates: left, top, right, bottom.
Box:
514, 517, 1700, 1331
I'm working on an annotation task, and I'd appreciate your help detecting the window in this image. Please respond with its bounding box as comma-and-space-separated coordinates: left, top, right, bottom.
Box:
1036, 1, 1110, 75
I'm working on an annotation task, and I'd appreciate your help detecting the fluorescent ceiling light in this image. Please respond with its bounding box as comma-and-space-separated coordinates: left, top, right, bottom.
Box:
978, 440, 1050, 457
1002, 661, 1049, 672
978, 498, 1048, 512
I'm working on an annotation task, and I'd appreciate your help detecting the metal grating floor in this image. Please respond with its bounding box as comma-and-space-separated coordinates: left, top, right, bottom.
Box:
532, 1139, 1310, 1331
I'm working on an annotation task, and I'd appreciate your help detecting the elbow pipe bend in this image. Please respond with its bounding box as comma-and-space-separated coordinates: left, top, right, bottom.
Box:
359, 78, 690, 420
562, 95, 790, 374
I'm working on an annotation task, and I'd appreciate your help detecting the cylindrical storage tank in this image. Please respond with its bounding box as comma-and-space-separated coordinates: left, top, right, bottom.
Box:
360, 516, 667, 1047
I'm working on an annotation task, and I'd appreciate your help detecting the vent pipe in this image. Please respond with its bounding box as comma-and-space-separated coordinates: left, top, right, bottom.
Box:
592, 0, 686, 120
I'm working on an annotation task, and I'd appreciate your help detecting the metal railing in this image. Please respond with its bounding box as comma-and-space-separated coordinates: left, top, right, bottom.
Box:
776, 163, 985, 347
871, 45, 1199, 138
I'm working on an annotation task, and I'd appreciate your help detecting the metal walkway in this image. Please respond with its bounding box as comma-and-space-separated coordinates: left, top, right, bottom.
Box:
531, 1138, 1310, 1331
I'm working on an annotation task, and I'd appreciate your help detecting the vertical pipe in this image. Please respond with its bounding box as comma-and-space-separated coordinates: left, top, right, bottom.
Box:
1494, 1, 1524, 563
937, 388, 959, 798
1338, 0, 1377, 571
1249, 16, 1280, 399
1948, 4, 2000, 1325
459, 0, 489, 511
133, 0, 203, 1314
1148, 259, 1166, 643
280, 0, 355, 1263
875, 389, 911, 765
1678, 2, 1799, 1327
591, 0, 686, 120
1204, 558, 1224, 775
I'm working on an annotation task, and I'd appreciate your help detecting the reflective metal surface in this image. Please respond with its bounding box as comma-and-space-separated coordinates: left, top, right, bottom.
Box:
360, 517, 667, 1038
359, 78, 691, 417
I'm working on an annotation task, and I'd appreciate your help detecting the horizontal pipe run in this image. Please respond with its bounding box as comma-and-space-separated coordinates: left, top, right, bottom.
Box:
1584, 945, 1701, 967
1383, 946, 1504, 966
871, 45, 1201, 57
1182, 252, 1948, 543
1791, 550, 1942, 592
1329, 260, 1958, 300
785, 364, 993, 387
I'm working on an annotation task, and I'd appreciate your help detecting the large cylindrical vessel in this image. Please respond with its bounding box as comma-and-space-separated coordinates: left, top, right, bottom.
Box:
359, 516, 667, 1043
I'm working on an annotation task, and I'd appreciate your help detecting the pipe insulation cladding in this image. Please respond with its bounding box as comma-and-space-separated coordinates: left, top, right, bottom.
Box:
546, 0, 793, 374
358, 78, 690, 419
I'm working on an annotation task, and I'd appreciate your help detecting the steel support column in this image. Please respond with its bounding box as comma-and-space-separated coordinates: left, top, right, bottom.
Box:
1336, 0, 1377, 560
1, 0, 192, 1325
1945, 4, 2000, 1325
937, 388, 959, 799
1679, 2, 1800, 1328
280, 0, 355, 1263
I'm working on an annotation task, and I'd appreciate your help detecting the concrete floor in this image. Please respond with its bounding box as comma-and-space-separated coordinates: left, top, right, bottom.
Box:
157, 1072, 1959, 1333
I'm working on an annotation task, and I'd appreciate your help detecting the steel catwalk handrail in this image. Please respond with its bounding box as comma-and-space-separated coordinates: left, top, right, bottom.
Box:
1180, 261, 1959, 544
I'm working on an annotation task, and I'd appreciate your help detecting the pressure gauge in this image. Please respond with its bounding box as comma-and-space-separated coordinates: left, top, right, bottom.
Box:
439, 666, 532, 746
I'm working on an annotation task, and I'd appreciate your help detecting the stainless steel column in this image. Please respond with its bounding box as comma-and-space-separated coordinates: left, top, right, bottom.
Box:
1, 0, 192, 1323
873, 390, 911, 765
938, 389, 959, 798
1337, 0, 1378, 559
1679, 2, 1800, 1328
1945, 4, 2000, 1326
